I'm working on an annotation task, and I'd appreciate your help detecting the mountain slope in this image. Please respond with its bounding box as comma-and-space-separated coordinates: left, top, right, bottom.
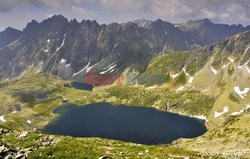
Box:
143, 30, 250, 129
0, 16, 250, 81
0, 27, 21, 49
0, 31, 250, 158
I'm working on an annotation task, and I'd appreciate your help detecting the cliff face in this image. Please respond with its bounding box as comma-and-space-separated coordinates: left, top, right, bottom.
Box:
0, 16, 249, 81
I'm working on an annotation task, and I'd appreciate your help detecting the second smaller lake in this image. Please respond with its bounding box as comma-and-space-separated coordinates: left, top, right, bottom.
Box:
70, 82, 93, 91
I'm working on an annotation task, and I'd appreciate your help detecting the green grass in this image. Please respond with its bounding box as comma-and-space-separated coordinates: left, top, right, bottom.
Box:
145, 50, 210, 80
0, 125, 209, 159
93, 86, 215, 115
28, 136, 205, 159
228, 92, 240, 103
174, 72, 187, 86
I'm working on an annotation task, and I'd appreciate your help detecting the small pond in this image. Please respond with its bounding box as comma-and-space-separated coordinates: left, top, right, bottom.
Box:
70, 82, 93, 91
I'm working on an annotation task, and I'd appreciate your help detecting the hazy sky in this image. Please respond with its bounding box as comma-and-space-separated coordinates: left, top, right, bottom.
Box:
0, 0, 250, 31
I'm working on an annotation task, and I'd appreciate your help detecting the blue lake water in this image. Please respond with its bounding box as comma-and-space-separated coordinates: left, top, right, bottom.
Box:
42, 102, 207, 145
70, 82, 93, 91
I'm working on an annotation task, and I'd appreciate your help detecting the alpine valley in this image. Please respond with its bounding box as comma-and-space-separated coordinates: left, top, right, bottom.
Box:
0, 15, 250, 159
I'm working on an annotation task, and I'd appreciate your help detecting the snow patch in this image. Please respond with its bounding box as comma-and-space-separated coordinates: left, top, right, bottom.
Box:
210, 66, 218, 75
66, 64, 71, 68
230, 112, 241, 116
72, 61, 90, 77
230, 104, 250, 116
18, 132, 28, 138
44, 49, 49, 52
109, 69, 115, 73
238, 65, 243, 69
183, 68, 190, 76
192, 43, 202, 48
234, 86, 249, 99
222, 64, 228, 69
200, 31, 205, 43
56, 34, 66, 52
0, 115, 6, 123
246, 104, 250, 110
171, 73, 179, 78
146, 86, 157, 90
222, 64, 227, 69
188, 77, 193, 84
238, 60, 249, 69
244, 46, 250, 54
228, 57, 234, 62
185, 41, 189, 48
247, 67, 250, 74
47, 39, 50, 43
60, 58, 66, 64
86, 64, 97, 73
214, 106, 229, 118
222, 62, 231, 69
162, 44, 168, 52
6, 39, 18, 47
177, 86, 184, 92
192, 115, 207, 121
100, 63, 117, 74
72, 60, 98, 76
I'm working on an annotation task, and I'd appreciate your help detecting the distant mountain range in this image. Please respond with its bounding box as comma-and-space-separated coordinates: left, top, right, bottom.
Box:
0, 15, 249, 80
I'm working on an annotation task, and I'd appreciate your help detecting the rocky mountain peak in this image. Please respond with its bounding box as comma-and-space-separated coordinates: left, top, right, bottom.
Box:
47, 15, 69, 23
0, 27, 21, 48
123, 22, 139, 30
4, 27, 19, 32
150, 19, 178, 32
38, 15, 69, 31
24, 20, 39, 32
70, 18, 79, 24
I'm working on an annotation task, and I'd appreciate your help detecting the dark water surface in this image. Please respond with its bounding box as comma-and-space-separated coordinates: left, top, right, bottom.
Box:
43, 103, 207, 144
71, 82, 93, 91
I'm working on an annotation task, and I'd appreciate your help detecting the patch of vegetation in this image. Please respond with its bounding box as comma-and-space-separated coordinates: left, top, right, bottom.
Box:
227, 64, 235, 76
162, 73, 171, 83
144, 50, 211, 86
13, 92, 36, 103
1, 132, 41, 148
99, 86, 215, 115
211, 55, 222, 69
228, 92, 240, 103
174, 72, 187, 86
217, 80, 227, 90
28, 136, 204, 159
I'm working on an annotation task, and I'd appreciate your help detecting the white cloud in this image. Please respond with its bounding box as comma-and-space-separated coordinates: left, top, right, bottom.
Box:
45, 13, 55, 18
1, 0, 250, 26
202, 9, 216, 19
71, 6, 97, 17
